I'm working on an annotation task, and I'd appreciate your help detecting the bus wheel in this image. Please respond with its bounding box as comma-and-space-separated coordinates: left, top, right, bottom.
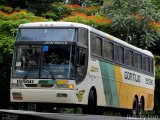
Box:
138, 99, 144, 116
132, 97, 138, 116
82, 89, 96, 114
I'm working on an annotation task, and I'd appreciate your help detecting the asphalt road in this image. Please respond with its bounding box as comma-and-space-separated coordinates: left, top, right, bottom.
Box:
0, 110, 159, 120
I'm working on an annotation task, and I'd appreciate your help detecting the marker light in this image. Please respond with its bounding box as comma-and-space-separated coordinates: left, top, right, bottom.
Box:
55, 80, 74, 90
68, 84, 74, 89
56, 80, 68, 85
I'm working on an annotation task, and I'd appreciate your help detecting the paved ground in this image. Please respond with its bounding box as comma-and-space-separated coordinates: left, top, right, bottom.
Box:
0, 110, 159, 120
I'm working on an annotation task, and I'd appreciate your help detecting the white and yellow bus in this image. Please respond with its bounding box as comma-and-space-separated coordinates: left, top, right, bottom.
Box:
10, 22, 155, 115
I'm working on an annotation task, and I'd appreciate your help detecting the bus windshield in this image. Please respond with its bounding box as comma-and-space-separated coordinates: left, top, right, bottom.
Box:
12, 45, 75, 79
16, 28, 76, 42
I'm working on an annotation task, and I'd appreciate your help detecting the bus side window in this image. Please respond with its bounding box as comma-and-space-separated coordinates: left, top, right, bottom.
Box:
150, 59, 154, 73
142, 56, 147, 71
138, 54, 142, 70
134, 53, 138, 68
119, 46, 124, 64
103, 40, 114, 60
91, 33, 102, 57
114, 45, 119, 63
129, 50, 134, 67
114, 45, 124, 64
125, 49, 133, 67
146, 57, 150, 72
78, 28, 88, 46
125, 49, 129, 66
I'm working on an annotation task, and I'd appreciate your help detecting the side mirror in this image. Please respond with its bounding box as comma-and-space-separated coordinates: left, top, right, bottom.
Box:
80, 52, 85, 65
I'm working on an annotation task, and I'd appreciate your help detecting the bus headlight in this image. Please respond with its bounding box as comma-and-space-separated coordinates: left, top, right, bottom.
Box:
55, 80, 74, 90
55, 84, 74, 90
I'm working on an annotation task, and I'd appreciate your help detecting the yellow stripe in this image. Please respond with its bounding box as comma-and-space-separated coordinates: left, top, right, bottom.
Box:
114, 65, 124, 108
114, 65, 154, 110
56, 80, 68, 85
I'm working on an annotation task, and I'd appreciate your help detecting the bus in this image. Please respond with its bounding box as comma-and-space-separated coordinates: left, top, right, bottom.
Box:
10, 22, 155, 115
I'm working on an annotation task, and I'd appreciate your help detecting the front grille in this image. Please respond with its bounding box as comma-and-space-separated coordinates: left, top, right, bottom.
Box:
25, 84, 54, 88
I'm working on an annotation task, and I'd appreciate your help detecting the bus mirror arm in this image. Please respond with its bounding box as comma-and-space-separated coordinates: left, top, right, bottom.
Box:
80, 53, 85, 65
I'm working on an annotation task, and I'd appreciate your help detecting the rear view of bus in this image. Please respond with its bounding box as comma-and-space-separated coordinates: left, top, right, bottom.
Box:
10, 22, 89, 109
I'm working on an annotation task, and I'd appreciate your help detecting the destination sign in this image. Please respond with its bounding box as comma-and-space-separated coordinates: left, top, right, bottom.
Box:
43, 41, 68, 45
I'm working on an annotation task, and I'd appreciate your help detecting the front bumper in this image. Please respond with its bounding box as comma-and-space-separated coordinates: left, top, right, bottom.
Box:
10, 89, 78, 104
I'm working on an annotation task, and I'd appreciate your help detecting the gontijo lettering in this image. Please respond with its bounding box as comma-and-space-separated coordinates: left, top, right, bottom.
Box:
124, 71, 141, 83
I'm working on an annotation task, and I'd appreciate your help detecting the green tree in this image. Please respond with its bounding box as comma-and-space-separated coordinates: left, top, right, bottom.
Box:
0, 8, 47, 109
0, 0, 64, 15
0, 0, 27, 8
102, 0, 160, 49
150, 0, 160, 11
42, 2, 71, 21
0, 35, 14, 108
25, 0, 54, 15
70, 0, 103, 6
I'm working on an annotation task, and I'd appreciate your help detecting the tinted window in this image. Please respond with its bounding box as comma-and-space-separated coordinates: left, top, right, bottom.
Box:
146, 57, 150, 72
125, 49, 133, 67
17, 29, 76, 42
134, 53, 138, 68
125, 49, 129, 65
129, 50, 134, 67
91, 34, 102, 56
114, 45, 119, 62
142, 56, 146, 71
103, 40, 114, 60
138, 54, 142, 69
150, 59, 154, 73
119, 46, 124, 64
114, 45, 124, 64
78, 28, 88, 46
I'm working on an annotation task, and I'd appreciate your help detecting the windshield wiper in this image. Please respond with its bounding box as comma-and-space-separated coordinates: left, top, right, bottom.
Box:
42, 66, 55, 79
23, 59, 38, 80
23, 66, 33, 80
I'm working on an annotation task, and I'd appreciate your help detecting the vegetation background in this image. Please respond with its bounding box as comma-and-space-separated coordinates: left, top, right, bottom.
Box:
0, 0, 160, 115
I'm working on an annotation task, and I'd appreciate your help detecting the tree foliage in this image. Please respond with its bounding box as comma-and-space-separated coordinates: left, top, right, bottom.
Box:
42, 2, 71, 21
62, 12, 112, 30
0, 7, 47, 108
70, 0, 103, 6
102, 0, 160, 49
1, 0, 160, 111
150, 0, 160, 11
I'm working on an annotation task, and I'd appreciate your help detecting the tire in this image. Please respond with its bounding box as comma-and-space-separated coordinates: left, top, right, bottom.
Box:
132, 97, 138, 116
138, 99, 144, 116
82, 90, 96, 114
120, 97, 139, 117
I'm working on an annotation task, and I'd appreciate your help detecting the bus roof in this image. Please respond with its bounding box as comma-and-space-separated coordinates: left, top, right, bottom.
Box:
19, 21, 89, 29
19, 22, 153, 57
